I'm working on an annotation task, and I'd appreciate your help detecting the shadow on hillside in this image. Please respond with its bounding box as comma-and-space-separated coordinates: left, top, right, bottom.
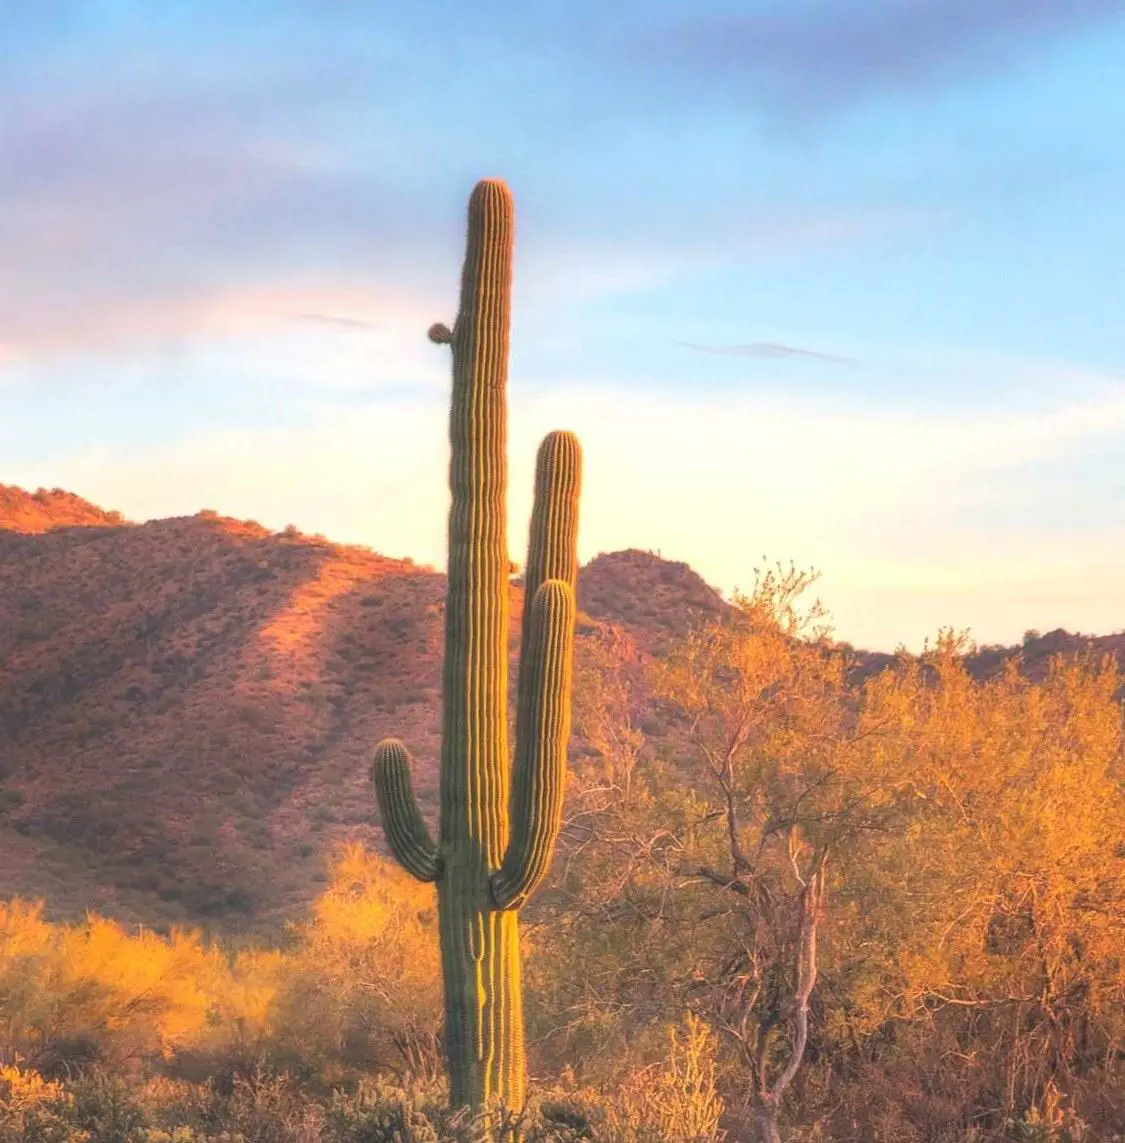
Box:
0, 515, 450, 933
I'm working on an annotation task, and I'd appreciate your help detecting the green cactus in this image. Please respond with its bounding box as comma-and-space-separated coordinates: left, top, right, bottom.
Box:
371, 179, 581, 1116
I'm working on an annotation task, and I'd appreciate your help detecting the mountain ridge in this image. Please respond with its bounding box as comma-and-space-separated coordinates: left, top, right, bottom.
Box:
0, 484, 1118, 933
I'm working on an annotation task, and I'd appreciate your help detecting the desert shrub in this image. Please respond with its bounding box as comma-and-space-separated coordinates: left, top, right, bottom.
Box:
269, 845, 441, 1084
0, 1061, 75, 1143
595, 1016, 723, 1143
64, 1071, 149, 1143
0, 847, 440, 1092
325, 1077, 466, 1142
0, 1065, 153, 1143
0, 901, 226, 1074
177, 1069, 324, 1143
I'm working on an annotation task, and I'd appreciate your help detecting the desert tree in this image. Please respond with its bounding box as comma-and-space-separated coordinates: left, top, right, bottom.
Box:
646, 565, 904, 1141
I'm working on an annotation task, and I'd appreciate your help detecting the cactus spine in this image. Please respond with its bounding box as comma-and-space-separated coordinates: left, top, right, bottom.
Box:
371, 179, 581, 1115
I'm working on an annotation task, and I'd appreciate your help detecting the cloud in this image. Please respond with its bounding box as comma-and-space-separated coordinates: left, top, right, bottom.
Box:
291, 313, 380, 331
18, 373, 1125, 652
0, 282, 449, 398
675, 340, 857, 365
627, 0, 1125, 116
0, 17, 935, 366
0, 85, 910, 364
0, 57, 459, 361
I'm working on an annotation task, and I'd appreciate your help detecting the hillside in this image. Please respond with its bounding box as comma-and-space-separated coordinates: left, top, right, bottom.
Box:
0, 484, 127, 533
0, 484, 1118, 934
0, 493, 442, 931
576, 549, 726, 653
0, 487, 703, 933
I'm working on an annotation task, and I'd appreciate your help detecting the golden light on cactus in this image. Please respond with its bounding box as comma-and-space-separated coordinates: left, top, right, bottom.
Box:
370, 178, 581, 1116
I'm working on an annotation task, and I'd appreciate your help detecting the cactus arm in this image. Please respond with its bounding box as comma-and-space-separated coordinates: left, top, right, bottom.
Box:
519, 430, 582, 646
491, 578, 576, 910
371, 738, 442, 882
492, 429, 581, 911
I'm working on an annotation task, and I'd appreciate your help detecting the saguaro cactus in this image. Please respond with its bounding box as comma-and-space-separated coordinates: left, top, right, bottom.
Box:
371, 179, 581, 1115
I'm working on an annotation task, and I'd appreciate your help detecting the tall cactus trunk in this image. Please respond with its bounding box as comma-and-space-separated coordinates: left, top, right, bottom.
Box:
439, 874, 524, 1107
440, 178, 522, 1109
371, 179, 581, 1120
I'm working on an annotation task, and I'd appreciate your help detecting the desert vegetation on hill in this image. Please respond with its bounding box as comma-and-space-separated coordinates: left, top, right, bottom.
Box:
0, 485, 126, 534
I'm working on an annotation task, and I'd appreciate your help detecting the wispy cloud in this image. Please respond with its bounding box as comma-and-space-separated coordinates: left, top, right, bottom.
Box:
0, 11, 938, 367
675, 340, 857, 365
627, 0, 1125, 116
0, 59, 455, 360
0, 282, 447, 392
291, 313, 380, 331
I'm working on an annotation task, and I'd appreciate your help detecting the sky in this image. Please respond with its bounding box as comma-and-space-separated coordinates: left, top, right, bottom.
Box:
3, 0, 1125, 651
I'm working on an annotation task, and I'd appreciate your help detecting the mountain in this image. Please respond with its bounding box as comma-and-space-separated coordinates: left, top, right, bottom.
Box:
0, 487, 445, 931
968, 627, 1125, 682
0, 485, 127, 533
0, 485, 1117, 934
577, 549, 725, 654
0, 488, 710, 934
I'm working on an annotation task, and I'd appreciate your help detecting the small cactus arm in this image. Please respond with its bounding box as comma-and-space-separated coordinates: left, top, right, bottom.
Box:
371, 739, 441, 882
370, 179, 582, 1116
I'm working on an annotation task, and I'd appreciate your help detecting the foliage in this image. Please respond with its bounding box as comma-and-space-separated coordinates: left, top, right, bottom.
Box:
0, 848, 439, 1087
272, 844, 441, 1081
604, 1014, 726, 1142
535, 568, 1125, 1140
0, 1061, 720, 1142
0, 898, 227, 1073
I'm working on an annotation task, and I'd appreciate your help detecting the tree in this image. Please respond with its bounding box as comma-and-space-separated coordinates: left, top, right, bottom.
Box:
647, 565, 896, 1140
534, 574, 1125, 1138
840, 637, 1125, 1131
526, 624, 684, 1081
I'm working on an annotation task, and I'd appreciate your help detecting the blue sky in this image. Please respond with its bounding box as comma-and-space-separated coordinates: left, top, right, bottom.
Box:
3, 0, 1125, 650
